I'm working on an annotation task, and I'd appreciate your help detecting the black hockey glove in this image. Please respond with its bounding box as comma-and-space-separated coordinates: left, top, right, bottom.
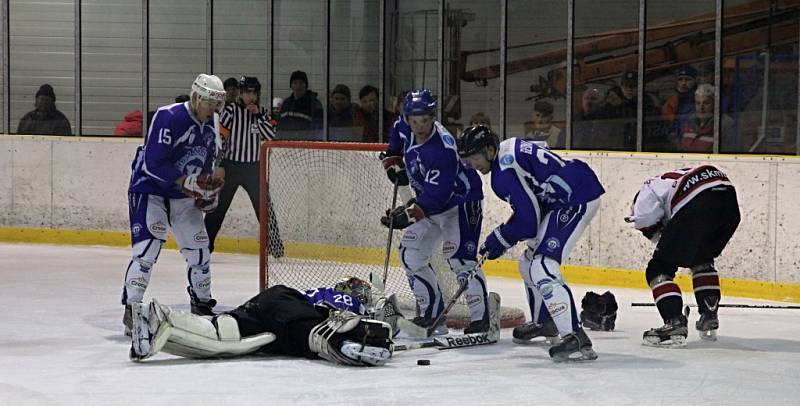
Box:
380, 152, 409, 186
381, 199, 424, 229
580, 291, 618, 331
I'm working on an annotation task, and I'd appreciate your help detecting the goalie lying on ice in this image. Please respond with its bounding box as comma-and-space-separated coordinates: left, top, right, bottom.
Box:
129, 281, 396, 366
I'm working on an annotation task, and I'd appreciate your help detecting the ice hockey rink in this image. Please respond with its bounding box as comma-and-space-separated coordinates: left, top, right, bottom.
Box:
2, 242, 799, 406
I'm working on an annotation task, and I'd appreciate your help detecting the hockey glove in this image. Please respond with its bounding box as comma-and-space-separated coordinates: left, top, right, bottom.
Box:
580, 291, 618, 331
181, 173, 224, 200
637, 221, 663, 243
380, 152, 409, 186
479, 229, 511, 260
195, 195, 219, 213
380, 199, 424, 229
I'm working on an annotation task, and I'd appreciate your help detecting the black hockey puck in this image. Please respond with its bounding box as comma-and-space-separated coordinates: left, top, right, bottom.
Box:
417, 359, 430, 366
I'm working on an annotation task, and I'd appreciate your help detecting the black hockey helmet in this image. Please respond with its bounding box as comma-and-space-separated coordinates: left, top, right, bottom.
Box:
238, 76, 261, 96
457, 125, 498, 158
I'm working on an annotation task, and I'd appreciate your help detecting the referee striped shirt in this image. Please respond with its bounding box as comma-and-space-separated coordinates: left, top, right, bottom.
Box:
219, 102, 275, 163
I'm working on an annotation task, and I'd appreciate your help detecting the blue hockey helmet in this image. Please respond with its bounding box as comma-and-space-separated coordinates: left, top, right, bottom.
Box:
403, 89, 437, 117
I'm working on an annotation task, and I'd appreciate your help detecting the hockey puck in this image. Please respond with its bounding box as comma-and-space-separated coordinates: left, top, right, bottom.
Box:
417, 359, 431, 366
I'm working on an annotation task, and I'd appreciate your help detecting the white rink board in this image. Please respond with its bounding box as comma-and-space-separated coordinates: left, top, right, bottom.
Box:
1, 243, 799, 406
1, 136, 800, 283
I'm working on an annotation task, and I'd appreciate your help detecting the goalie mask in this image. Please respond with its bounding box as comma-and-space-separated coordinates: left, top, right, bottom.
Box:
580, 291, 618, 331
335, 276, 372, 307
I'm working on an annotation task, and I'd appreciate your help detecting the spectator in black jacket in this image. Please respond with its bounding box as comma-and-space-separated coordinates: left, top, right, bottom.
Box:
17, 84, 72, 135
277, 70, 323, 136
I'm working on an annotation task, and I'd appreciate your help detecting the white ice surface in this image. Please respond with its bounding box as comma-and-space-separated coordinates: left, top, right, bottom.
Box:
1, 243, 799, 406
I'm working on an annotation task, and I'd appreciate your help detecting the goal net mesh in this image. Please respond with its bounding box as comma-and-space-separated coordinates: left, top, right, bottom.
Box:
259, 141, 524, 328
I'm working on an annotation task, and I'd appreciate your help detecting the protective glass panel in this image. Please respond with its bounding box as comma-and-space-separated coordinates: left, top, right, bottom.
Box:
82, 0, 143, 136
328, 0, 382, 142
213, 0, 270, 114
572, 0, 639, 151
644, 1, 716, 152
10, 0, 75, 136
506, 0, 567, 147
721, 0, 798, 154
272, 0, 325, 140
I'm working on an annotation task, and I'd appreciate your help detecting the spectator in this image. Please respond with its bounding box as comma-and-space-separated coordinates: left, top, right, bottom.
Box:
662, 65, 697, 135
469, 112, 491, 127
605, 71, 665, 150
677, 84, 736, 153
573, 88, 625, 150
277, 70, 324, 135
223, 77, 239, 104
17, 84, 72, 135
696, 62, 715, 85
115, 95, 193, 137
358, 85, 396, 142
272, 97, 283, 117
328, 84, 363, 128
523, 101, 564, 148
114, 110, 144, 137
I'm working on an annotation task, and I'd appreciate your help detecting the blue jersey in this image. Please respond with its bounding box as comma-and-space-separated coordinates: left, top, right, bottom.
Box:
129, 102, 219, 198
490, 138, 604, 244
387, 118, 482, 215
300, 287, 366, 315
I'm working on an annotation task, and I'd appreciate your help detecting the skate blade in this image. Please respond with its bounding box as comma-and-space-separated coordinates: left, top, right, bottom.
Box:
642, 334, 687, 348
513, 336, 561, 346
698, 329, 718, 341
552, 348, 598, 362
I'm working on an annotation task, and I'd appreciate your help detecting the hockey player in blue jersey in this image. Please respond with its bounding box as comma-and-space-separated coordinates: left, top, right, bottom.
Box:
121, 74, 227, 334
457, 125, 605, 362
128, 276, 395, 366
380, 89, 491, 335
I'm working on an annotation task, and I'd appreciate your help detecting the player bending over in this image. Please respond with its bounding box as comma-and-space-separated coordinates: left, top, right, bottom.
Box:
457, 125, 605, 362
122, 74, 227, 335
129, 277, 396, 366
626, 165, 740, 346
380, 89, 490, 335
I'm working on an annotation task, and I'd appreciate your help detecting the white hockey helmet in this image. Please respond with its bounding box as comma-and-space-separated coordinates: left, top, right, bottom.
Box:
191, 73, 226, 111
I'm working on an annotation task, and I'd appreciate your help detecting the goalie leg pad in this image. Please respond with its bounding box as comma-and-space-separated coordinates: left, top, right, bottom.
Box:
132, 300, 275, 361
161, 310, 275, 359
122, 239, 163, 305
308, 311, 394, 366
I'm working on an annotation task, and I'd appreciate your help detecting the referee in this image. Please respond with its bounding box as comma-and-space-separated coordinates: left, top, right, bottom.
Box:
205, 76, 284, 257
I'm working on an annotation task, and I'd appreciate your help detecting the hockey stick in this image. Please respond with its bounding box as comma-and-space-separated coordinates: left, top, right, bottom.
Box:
631, 302, 800, 309
394, 331, 498, 352
382, 176, 401, 286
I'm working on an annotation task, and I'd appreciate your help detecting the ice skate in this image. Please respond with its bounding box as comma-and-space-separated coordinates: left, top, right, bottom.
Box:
548, 328, 597, 362
512, 319, 560, 345
463, 315, 489, 334
696, 312, 719, 341
643, 315, 688, 347
410, 316, 449, 336
188, 287, 217, 316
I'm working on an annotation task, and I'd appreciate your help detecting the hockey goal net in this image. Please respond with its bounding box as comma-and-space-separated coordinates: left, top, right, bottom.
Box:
259, 140, 524, 328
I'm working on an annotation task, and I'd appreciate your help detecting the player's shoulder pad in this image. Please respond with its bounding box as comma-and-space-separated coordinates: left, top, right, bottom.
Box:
435, 122, 458, 153
497, 137, 519, 170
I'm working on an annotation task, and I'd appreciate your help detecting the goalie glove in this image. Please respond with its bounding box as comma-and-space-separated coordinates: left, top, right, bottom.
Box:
308, 310, 394, 366
181, 173, 224, 200
380, 152, 409, 186
380, 199, 424, 229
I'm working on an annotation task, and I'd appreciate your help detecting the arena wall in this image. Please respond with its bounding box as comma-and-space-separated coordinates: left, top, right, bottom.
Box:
1, 135, 798, 300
